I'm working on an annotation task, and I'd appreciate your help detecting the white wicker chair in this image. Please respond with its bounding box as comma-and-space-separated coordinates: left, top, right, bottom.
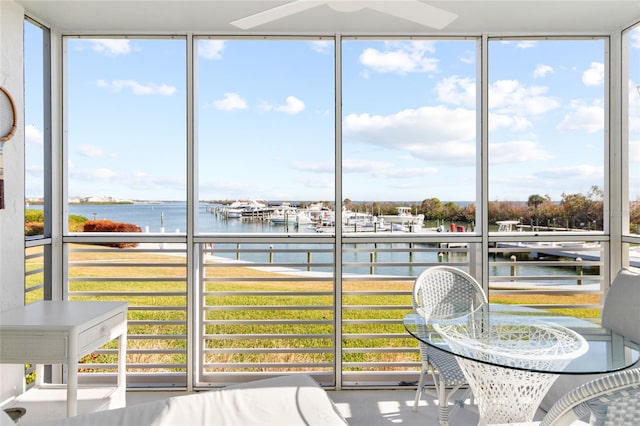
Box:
492, 368, 640, 426
540, 267, 640, 412
540, 368, 640, 426
411, 266, 488, 426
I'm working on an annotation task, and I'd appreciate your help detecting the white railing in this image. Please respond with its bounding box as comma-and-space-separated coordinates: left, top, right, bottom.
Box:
24, 234, 605, 389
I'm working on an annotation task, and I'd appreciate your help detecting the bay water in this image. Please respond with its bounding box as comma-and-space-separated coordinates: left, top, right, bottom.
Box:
28, 202, 589, 282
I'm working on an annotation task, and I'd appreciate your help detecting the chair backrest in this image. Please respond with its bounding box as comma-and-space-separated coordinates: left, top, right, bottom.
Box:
601, 268, 640, 343
412, 266, 487, 321
541, 368, 640, 426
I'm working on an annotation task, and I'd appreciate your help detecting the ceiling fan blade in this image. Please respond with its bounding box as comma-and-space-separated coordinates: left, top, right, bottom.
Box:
230, 0, 326, 29
368, 1, 458, 29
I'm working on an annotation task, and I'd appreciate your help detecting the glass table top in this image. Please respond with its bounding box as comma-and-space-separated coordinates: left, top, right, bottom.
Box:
404, 304, 640, 375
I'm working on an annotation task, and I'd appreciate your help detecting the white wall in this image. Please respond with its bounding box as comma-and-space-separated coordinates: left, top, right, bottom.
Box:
0, 0, 27, 403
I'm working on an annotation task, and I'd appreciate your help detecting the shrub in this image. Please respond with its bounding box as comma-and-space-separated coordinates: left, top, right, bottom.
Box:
25, 210, 89, 235
69, 214, 89, 232
25, 209, 44, 223
25, 222, 44, 236
83, 220, 142, 248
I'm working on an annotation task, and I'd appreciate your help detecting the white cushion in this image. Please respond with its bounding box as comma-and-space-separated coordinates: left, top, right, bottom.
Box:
540, 268, 640, 413
601, 268, 640, 342
491, 421, 588, 425
36, 375, 347, 426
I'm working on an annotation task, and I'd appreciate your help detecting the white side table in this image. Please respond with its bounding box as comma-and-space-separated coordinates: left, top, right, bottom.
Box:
0, 301, 128, 417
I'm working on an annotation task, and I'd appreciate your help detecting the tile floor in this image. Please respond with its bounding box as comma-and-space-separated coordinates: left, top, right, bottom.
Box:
3, 385, 544, 425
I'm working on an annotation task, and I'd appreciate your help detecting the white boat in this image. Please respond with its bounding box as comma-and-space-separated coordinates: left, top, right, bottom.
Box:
341, 209, 381, 232
379, 207, 424, 228
496, 220, 521, 232
294, 211, 314, 225
224, 201, 248, 218
222, 200, 274, 219
343, 209, 376, 226
270, 203, 298, 225
240, 200, 274, 219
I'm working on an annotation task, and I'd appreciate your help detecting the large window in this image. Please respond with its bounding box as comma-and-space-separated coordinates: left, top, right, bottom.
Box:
488, 38, 606, 232
628, 26, 640, 237
49, 32, 634, 387
24, 20, 45, 235
65, 37, 186, 233
196, 38, 335, 234
24, 19, 49, 307
341, 38, 477, 231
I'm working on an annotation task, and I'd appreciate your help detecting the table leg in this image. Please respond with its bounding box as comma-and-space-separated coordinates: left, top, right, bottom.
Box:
117, 331, 127, 389
67, 333, 79, 417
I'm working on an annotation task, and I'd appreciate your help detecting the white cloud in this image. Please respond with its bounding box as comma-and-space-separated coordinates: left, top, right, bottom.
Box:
25, 124, 43, 146
275, 96, 305, 114
75, 168, 119, 180
78, 144, 114, 158
535, 165, 604, 181
631, 30, 640, 49
582, 62, 604, 86
498, 40, 537, 49
303, 176, 333, 189
291, 161, 334, 173
343, 159, 395, 173
213, 93, 247, 111
302, 176, 334, 190
516, 41, 537, 49
97, 79, 176, 96
533, 64, 554, 78
628, 80, 640, 131
435, 76, 476, 108
69, 167, 185, 196
557, 102, 604, 133
374, 167, 439, 179
630, 140, 640, 164
489, 113, 533, 131
25, 165, 43, 178
90, 39, 131, 56
344, 106, 476, 163
198, 40, 225, 60
310, 40, 332, 54
127, 172, 184, 191
359, 41, 438, 74
459, 50, 475, 65
489, 140, 553, 164
490, 80, 560, 116
209, 180, 252, 193
341, 159, 438, 180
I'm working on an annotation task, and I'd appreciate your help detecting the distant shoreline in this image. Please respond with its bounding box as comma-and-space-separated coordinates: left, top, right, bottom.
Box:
25, 199, 479, 206
25, 200, 135, 206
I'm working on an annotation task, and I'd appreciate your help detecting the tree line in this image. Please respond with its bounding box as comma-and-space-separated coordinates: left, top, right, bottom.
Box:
347, 186, 640, 232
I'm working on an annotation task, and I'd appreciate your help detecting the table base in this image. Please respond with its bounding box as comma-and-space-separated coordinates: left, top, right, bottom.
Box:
456, 358, 559, 425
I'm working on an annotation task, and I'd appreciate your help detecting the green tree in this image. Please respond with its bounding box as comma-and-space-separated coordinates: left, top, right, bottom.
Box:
420, 198, 444, 221
560, 185, 603, 229
631, 198, 640, 234
527, 194, 549, 209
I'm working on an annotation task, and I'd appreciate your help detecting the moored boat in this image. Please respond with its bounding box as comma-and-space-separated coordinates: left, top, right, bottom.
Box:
379, 206, 424, 228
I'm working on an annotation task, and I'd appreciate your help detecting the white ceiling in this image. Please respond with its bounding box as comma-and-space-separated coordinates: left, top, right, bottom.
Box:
16, 0, 640, 35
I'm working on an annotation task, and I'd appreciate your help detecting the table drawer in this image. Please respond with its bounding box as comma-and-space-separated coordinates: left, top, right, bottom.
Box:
78, 312, 125, 357
0, 332, 68, 363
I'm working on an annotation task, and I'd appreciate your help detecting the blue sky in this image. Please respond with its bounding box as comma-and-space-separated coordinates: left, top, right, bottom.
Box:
24, 27, 640, 203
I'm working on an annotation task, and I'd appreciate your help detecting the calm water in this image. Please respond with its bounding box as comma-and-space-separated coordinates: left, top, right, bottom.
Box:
63, 202, 262, 234
28, 202, 593, 282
